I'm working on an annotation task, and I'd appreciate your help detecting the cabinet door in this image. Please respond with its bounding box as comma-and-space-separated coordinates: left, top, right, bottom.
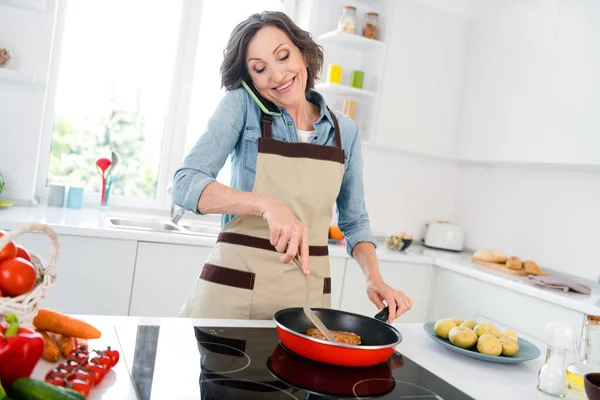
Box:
340, 260, 433, 322
375, 0, 469, 157
428, 269, 585, 343
427, 268, 482, 322
15, 233, 137, 315
129, 242, 212, 317
329, 257, 346, 309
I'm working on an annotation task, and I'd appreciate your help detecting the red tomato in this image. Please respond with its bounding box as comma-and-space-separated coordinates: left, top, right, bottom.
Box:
45, 376, 67, 387
68, 379, 91, 397
85, 362, 107, 384
105, 349, 120, 367
68, 370, 95, 386
0, 257, 37, 297
0, 231, 16, 263
15, 245, 31, 262
0, 287, 2, 297
93, 355, 113, 370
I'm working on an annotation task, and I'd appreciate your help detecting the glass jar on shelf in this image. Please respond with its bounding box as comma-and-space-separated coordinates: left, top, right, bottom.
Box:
337, 6, 356, 34
362, 12, 380, 40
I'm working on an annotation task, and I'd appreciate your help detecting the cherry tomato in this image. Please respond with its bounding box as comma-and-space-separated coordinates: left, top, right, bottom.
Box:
0, 287, 2, 297
92, 355, 113, 370
68, 370, 95, 386
0, 257, 37, 296
105, 349, 120, 367
15, 245, 31, 262
45, 376, 67, 387
85, 362, 107, 384
68, 379, 91, 397
0, 231, 16, 263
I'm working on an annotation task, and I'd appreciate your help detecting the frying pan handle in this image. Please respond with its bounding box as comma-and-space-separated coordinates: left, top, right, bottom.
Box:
374, 306, 390, 322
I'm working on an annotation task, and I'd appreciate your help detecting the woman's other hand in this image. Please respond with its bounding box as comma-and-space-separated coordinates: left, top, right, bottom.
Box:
366, 279, 413, 323
261, 199, 310, 274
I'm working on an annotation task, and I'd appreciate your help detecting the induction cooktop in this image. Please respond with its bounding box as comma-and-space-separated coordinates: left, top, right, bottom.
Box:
115, 324, 474, 400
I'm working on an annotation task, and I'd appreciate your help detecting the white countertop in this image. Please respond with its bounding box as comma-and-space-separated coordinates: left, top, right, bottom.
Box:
28, 315, 581, 400
1, 205, 599, 315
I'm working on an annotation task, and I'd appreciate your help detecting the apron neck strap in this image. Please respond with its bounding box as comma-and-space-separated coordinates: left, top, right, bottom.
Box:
261, 114, 273, 139
327, 107, 342, 149
260, 108, 342, 149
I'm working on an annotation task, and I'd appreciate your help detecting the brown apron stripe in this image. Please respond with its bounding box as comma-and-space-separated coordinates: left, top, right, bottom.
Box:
200, 263, 255, 290
324, 277, 331, 294
218, 232, 329, 256
258, 138, 344, 164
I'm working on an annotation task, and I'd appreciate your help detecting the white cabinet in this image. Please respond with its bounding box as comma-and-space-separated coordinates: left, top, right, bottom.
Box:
455, 0, 600, 166
129, 242, 212, 317
427, 268, 482, 322
15, 233, 137, 315
340, 260, 433, 322
375, 0, 470, 158
428, 269, 585, 343
329, 256, 346, 309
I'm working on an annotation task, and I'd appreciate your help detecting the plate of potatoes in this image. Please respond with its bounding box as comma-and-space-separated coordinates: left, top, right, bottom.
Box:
423, 318, 541, 364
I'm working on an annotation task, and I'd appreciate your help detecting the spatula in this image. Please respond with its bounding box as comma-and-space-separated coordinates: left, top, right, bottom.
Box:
292, 255, 337, 343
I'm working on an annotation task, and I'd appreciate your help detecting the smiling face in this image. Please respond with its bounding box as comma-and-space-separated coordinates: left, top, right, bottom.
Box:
246, 25, 308, 109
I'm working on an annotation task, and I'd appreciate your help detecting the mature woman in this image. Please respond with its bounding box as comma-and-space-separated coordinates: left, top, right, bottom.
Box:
173, 11, 412, 323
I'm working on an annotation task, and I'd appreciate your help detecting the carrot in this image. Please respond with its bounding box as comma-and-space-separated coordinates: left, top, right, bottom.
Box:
36, 329, 61, 362
57, 334, 77, 358
32, 308, 101, 339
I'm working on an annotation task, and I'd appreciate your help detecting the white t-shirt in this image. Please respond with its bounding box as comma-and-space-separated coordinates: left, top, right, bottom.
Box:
297, 129, 316, 143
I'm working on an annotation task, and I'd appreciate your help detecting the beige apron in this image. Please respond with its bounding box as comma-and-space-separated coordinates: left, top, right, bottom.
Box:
179, 108, 345, 320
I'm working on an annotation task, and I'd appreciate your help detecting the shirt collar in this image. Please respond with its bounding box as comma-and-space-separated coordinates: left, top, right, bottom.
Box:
306, 90, 334, 126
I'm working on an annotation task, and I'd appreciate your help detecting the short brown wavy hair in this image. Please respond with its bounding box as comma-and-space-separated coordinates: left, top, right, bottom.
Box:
220, 11, 323, 94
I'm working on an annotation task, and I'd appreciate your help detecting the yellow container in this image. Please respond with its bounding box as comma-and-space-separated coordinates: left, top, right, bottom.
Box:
327, 64, 342, 84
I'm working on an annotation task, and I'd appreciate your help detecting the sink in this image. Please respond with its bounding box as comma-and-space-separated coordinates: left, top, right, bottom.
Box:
179, 223, 221, 236
106, 217, 220, 237
107, 218, 181, 233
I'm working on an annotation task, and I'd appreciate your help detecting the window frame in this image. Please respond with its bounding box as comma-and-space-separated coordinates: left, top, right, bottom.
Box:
36, 0, 297, 217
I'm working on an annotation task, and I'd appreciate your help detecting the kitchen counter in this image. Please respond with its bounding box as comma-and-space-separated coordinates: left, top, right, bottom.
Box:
28, 314, 579, 400
1, 205, 599, 315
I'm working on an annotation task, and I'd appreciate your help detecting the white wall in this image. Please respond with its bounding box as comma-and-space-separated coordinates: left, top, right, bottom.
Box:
0, 2, 58, 203
454, 163, 600, 281
454, 0, 600, 165
362, 146, 459, 238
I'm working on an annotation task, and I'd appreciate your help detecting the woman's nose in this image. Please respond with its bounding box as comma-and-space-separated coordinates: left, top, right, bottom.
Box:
271, 65, 286, 84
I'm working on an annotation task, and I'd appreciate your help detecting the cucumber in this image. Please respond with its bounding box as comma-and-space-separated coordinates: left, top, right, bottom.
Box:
9, 378, 86, 400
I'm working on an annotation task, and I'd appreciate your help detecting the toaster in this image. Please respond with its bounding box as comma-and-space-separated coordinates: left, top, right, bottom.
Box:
423, 222, 464, 251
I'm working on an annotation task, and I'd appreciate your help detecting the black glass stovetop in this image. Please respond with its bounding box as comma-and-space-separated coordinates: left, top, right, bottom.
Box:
118, 325, 474, 400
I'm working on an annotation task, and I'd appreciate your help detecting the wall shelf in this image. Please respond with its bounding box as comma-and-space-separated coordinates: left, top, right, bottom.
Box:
0, 0, 47, 13
315, 82, 376, 98
0, 68, 36, 84
317, 30, 385, 52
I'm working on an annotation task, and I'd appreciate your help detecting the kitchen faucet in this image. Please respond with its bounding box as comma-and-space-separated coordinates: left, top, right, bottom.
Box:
166, 183, 185, 225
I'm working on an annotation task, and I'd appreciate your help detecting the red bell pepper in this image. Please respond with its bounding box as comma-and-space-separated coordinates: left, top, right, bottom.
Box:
0, 313, 44, 390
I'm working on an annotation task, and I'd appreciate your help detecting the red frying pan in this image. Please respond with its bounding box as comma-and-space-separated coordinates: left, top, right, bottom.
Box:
273, 306, 402, 367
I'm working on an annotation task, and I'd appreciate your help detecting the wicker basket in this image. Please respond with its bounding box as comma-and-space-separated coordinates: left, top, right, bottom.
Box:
0, 223, 59, 326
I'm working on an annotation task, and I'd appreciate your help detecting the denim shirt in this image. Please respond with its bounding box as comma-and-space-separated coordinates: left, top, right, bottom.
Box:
172, 87, 377, 256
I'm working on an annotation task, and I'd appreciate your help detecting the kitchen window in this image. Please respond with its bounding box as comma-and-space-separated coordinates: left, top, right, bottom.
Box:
40, 0, 295, 211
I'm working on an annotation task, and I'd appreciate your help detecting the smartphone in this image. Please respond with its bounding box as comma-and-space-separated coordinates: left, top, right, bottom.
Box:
241, 80, 282, 116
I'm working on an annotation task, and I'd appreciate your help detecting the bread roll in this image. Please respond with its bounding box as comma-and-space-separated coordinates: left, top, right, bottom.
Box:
506, 256, 523, 270
473, 250, 508, 264
523, 260, 542, 275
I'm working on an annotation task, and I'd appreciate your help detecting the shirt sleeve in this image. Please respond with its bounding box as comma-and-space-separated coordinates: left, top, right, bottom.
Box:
335, 123, 378, 257
172, 89, 247, 214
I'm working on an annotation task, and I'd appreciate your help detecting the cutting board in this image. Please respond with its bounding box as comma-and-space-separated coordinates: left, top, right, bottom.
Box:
471, 258, 528, 276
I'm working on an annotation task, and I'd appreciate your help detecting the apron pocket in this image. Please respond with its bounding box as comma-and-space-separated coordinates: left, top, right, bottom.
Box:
201, 263, 256, 290
183, 264, 255, 319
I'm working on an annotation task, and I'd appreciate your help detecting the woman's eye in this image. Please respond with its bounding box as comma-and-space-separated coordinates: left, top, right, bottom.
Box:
280, 54, 289, 61
255, 66, 266, 74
